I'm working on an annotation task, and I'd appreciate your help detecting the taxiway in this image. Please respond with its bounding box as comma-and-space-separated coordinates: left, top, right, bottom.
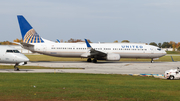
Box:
0, 61, 180, 75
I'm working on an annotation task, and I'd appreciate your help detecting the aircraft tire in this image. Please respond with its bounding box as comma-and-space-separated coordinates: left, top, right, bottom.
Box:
14, 67, 19, 71
169, 76, 174, 80
151, 58, 153, 63
87, 58, 91, 62
93, 59, 97, 63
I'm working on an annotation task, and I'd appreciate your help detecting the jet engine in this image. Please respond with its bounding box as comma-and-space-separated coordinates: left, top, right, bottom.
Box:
18, 62, 27, 66
106, 53, 120, 61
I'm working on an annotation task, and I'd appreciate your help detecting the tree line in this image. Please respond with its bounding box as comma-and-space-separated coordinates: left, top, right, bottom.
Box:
149, 41, 180, 51
0, 39, 23, 45
0, 38, 91, 45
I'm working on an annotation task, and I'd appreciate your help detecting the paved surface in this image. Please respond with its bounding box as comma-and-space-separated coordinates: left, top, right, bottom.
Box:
0, 61, 180, 75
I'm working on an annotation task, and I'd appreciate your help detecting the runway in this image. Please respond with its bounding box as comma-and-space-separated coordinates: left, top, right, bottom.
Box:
0, 61, 180, 75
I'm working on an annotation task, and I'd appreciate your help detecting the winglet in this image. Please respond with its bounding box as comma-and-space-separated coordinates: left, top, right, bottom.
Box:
85, 39, 91, 48
57, 39, 60, 43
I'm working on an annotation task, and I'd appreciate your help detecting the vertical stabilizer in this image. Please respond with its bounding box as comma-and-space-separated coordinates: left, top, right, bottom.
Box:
17, 15, 44, 43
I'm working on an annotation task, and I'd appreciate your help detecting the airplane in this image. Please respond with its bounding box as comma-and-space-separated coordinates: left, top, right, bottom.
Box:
17, 15, 166, 63
0, 45, 29, 71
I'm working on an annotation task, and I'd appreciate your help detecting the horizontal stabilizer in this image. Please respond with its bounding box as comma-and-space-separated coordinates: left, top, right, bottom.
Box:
21, 42, 34, 47
12, 42, 21, 45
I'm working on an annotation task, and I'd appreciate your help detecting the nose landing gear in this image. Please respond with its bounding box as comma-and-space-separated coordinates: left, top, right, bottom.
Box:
14, 63, 19, 71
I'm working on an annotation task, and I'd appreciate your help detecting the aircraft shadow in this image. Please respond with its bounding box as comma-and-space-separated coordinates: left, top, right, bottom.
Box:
0, 69, 34, 72
29, 61, 166, 64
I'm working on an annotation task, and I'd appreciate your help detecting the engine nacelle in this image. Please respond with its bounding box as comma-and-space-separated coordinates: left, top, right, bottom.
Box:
106, 54, 120, 61
18, 62, 27, 66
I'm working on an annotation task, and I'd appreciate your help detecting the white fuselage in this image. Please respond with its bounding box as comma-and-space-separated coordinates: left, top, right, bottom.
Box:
23, 42, 166, 59
0, 45, 29, 64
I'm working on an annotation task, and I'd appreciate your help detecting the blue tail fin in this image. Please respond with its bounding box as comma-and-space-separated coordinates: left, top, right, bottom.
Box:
17, 15, 44, 43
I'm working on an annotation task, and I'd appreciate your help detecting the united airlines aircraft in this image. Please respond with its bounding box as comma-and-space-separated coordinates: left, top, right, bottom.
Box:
17, 15, 166, 63
0, 45, 29, 70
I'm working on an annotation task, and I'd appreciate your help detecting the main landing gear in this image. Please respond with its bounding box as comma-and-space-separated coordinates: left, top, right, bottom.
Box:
87, 58, 97, 63
87, 58, 92, 62
14, 63, 19, 71
93, 59, 97, 63
151, 58, 153, 63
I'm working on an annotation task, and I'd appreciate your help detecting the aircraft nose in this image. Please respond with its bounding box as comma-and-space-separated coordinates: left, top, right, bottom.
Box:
23, 56, 29, 62
15, 54, 29, 62
162, 50, 167, 56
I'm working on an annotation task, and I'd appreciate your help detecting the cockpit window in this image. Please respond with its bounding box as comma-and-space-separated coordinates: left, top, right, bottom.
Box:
157, 48, 161, 51
6, 50, 13, 53
13, 50, 20, 53
6, 50, 20, 53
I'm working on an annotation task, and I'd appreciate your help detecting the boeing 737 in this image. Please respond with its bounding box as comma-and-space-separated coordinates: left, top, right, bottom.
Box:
17, 15, 166, 63
0, 45, 29, 70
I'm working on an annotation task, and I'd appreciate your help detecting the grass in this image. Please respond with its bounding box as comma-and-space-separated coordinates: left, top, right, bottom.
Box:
0, 53, 179, 100
166, 51, 180, 54
25, 55, 180, 62
0, 73, 180, 101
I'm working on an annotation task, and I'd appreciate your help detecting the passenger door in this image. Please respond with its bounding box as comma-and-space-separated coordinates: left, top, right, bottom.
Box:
42, 45, 47, 52
150, 48, 154, 54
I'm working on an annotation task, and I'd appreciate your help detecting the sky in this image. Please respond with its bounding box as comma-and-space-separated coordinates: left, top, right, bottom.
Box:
0, 0, 180, 44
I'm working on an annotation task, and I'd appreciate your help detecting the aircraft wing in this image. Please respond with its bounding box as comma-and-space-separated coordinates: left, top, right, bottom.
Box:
89, 48, 107, 57
82, 39, 107, 58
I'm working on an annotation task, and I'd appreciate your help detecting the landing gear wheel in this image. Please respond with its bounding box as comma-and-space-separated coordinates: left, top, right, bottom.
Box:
151, 58, 153, 63
93, 59, 97, 63
169, 76, 174, 80
14, 67, 19, 71
87, 58, 92, 62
